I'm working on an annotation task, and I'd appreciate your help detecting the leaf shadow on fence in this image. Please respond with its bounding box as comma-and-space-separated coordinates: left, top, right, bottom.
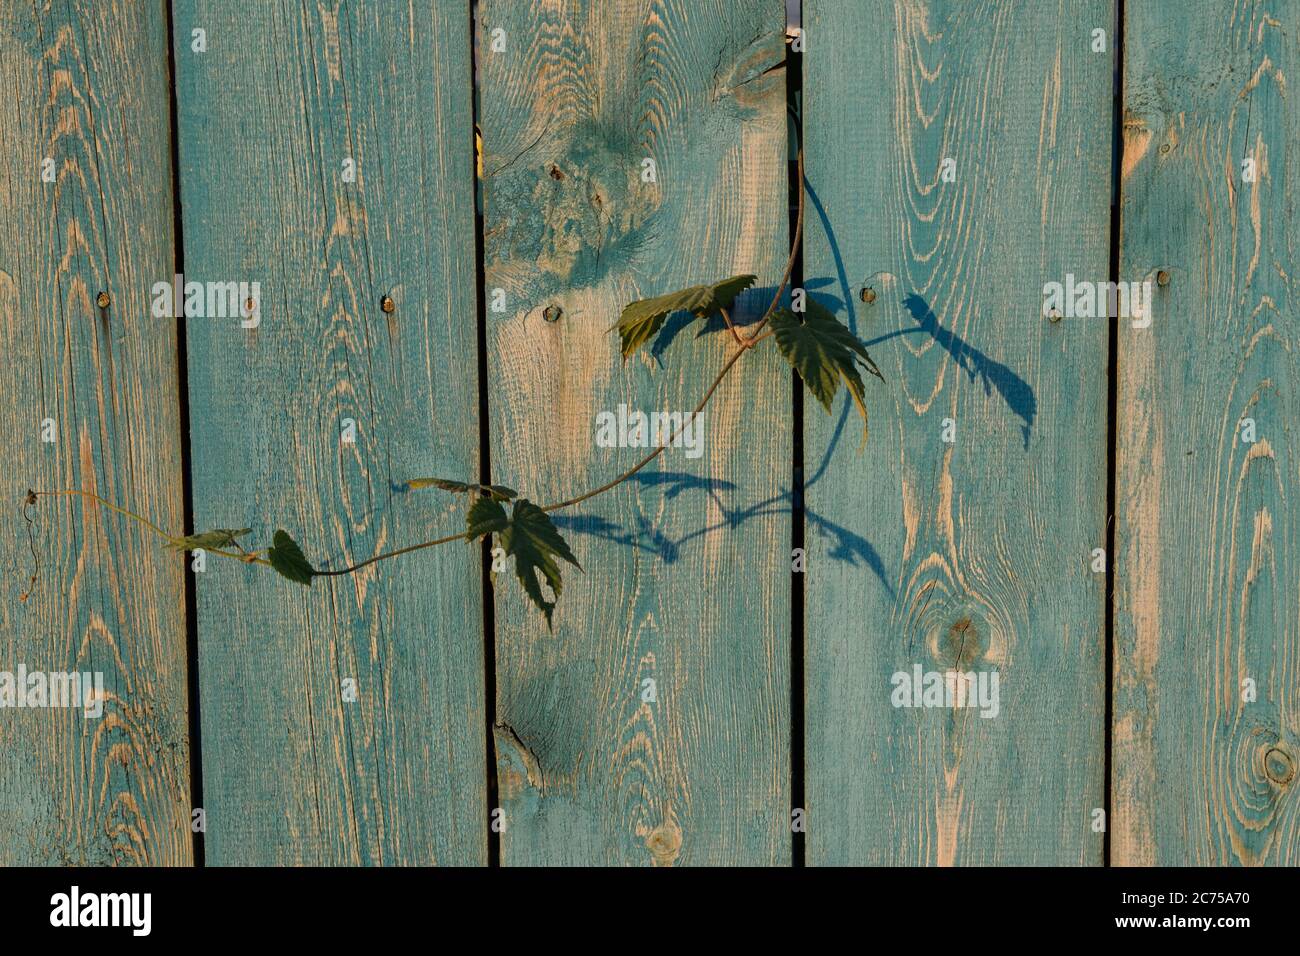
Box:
552, 467, 893, 596
900, 294, 1036, 450
551, 188, 896, 590
537, 175, 1036, 596
802, 178, 1036, 450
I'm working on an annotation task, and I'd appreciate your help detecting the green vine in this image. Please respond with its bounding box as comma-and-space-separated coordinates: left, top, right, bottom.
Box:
24, 151, 882, 627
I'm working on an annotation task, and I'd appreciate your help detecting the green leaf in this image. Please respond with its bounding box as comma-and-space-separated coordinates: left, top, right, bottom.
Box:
466, 498, 581, 629
408, 478, 517, 501
612, 274, 756, 360
268, 530, 314, 586
770, 299, 883, 449
501, 500, 581, 630
465, 497, 509, 540
166, 528, 252, 552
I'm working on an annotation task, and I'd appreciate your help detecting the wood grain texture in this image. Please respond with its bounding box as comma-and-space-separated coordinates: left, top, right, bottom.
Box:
803, 0, 1111, 864
478, 0, 791, 865
1114, 0, 1299, 865
173, 1, 485, 864
0, 1, 191, 865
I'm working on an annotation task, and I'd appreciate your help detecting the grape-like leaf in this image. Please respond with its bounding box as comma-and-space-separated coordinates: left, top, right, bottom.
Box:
770, 299, 883, 448
166, 528, 252, 552
408, 478, 517, 501
466, 497, 581, 629
612, 274, 756, 360
268, 530, 314, 586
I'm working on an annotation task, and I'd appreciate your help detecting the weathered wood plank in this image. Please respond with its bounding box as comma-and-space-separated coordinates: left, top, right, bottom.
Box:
1114, 0, 1299, 865
0, 2, 191, 865
804, 0, 1112, 864
173, 1, 485, 864
478, 0, 791, 865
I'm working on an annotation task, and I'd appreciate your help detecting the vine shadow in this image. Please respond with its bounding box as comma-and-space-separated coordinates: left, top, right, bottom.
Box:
901, 294, 1036, 450
546, 174, 1036, 596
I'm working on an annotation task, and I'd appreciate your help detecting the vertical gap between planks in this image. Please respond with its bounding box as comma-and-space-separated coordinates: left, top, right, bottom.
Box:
165, 0, 204, 868
467, 0, 500, 868
1103, 0, 1125, 868
788, 4, 806, 870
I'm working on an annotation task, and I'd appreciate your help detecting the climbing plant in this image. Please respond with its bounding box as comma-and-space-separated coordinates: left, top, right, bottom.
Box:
23, 152, 881, 628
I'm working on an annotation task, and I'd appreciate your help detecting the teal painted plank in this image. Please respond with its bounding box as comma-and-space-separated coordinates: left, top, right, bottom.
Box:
173, 1, 485, 864
0, 2, 191, 864
804, 0, 1111, 864
478, 0, 791, 865
1114, 0, 1300, 865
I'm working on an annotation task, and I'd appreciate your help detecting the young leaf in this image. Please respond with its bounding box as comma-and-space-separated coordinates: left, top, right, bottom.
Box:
268, 530, 314, 585
409, 477, 468, 492
166, 528, 252, 551
466, 498, 581, 629
408, 478, 517, 501
500, 500, 582, 630
770, 299, 883, 448
612, 274, 756, 360
465, 497, 509, 539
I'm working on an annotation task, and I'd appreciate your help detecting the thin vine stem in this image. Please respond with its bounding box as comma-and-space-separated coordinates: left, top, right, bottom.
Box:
750, 146, 803, 341
718, 306, 745, 347
25, 489, 270, 568
311, 528, 473, 577
281, 328, 775, 577
542, 331, 773, 515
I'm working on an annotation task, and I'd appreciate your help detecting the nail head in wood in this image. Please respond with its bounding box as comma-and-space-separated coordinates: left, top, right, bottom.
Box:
380, 295, 396, 314
859, 286, 876, 304
1156, 270, 1170, 287
95, 291, 110, 309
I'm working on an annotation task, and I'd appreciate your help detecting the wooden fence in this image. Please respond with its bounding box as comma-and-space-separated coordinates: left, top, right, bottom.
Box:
1, 0, 1296, 866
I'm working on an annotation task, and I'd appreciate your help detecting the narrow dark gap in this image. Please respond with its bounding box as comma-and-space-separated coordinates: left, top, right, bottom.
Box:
1103, 0, 1125, 869
787, 20, 806, 870
467, 0, 500, 869
164, 0, 204, 868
